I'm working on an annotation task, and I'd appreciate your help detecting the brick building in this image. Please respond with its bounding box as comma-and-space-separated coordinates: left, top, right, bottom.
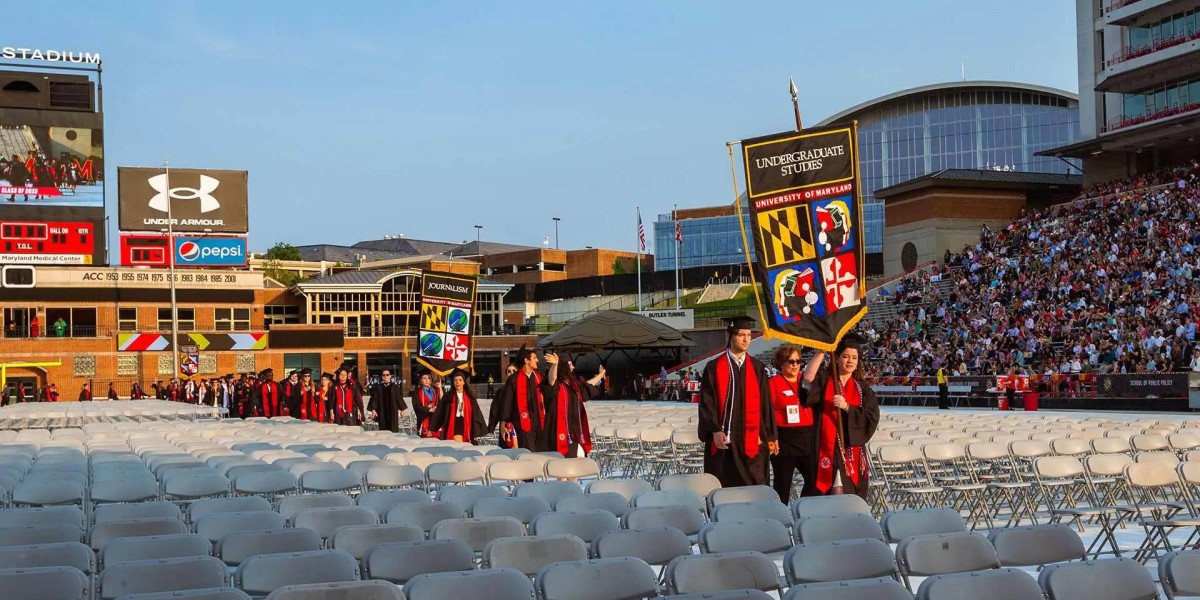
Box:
0, 266, 534, 399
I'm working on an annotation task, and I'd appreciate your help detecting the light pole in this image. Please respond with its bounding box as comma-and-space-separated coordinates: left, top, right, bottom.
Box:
164, 159, 180, 377
552, 217, 560, 249
474, 225, 482, 247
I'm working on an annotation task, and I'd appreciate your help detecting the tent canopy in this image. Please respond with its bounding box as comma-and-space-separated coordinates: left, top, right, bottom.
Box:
537, 310, 695, 351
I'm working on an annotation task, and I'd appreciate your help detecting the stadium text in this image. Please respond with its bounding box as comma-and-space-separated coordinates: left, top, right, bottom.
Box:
1, 47, 102, 64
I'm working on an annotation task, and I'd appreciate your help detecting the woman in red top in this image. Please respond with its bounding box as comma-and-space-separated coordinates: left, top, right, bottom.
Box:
768, 345, 824, 502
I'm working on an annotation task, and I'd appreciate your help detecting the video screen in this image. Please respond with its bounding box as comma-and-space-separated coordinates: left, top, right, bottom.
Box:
0, 124, 103, 208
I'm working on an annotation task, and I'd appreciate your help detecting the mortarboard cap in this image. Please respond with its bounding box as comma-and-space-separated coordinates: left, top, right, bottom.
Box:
724, 315, 757, 333
320, 372, 334, 380
450, 368, 472, 381
300, 368, 312, 376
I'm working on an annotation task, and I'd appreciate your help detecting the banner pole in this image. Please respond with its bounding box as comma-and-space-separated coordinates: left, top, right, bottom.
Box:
403, 271, 414, 385
728, 142, 769, 336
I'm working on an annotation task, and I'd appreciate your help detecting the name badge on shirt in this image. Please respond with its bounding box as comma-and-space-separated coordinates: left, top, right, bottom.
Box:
782, 390, 794, 397
786, 405, 801, 424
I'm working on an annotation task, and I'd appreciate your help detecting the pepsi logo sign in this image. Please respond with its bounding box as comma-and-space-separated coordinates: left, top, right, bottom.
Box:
172, 237, 247, 267
178, 241, 201, 261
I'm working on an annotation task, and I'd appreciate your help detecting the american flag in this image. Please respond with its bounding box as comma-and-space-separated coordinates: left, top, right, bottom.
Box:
675, 219, 682, 243
637, 208, 647, 252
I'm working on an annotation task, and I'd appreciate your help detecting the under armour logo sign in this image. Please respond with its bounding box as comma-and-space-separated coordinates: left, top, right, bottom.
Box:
147, 174, 221, 213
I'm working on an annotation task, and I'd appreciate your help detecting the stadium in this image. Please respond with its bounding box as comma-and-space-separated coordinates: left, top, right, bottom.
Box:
2, 2, 1200, 600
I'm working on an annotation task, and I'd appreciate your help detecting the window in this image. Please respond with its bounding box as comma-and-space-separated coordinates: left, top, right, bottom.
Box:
214, 308, 251, 332
118, 307, 138, 332
264, 304, 302, 328
157, 308, 195, 331
284, 353, 321, 373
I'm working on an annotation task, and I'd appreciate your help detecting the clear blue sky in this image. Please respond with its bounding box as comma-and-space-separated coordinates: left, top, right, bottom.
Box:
10, 0, 1079, 253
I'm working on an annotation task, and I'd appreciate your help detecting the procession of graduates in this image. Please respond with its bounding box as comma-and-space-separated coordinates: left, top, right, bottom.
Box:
410, 345, 606, 454
698, 316, 880, 500
147, 345, 607, 458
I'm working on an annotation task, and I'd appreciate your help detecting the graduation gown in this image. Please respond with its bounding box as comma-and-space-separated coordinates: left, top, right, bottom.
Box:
368, 382, 408, 433
802, 371, 880, 499
282, 381, 302, 417
495, 370, 548, 451
544, 378, 600, 457
257, 381, 282, 417
427, 390, 486, 443
331, 382, 363, 426
412, 386, 440, 436
698, 352, 777, 488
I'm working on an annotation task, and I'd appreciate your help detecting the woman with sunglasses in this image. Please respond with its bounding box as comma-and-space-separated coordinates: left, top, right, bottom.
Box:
768, 345, 825, 502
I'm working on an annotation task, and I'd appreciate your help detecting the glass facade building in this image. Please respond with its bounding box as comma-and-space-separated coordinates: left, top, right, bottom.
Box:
655, 82, 1081, 274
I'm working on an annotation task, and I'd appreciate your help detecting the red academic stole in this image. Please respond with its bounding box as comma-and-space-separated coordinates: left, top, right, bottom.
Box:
514, 371, 545, 433
441, 393, 474, 441
711, 354, 761, 458
333, 384, 355, 420
299, 387, 312, 420
816, 377, 864, 493
555, 380, 592, 456
314, 388, 330, 423
261, 382, 279, 417
418, 387, 437, 436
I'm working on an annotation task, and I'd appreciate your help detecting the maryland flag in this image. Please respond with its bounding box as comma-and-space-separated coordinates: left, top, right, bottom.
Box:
416, 271, 478, 376
739, 123, 867, 351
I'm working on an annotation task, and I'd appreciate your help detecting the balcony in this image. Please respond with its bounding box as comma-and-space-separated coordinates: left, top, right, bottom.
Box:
1103, 0, 1197, 25
1097, 37, 1200, 92
1106, 30, 1200, 68
3, 325, 108, 339
1102, 99, 1200, 132
343, 324, 517, 338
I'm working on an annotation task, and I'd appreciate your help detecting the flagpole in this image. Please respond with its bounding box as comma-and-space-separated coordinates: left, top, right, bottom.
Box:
636, 208, 643, 311
674, 204, 681, 309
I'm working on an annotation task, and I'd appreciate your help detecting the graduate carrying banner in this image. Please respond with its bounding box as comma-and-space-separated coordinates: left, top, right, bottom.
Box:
738, 124, 868, 351
416, 271, 478, 376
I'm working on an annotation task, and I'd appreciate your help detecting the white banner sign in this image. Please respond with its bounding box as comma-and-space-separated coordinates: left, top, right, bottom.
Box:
32, 267, 264, 290
635, 309, 695, 330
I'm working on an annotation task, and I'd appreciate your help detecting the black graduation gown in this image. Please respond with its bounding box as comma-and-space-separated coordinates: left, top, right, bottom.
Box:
368, 382, 409, 433
282, 381, 303, 417
411, 386, 439, 434
495, 370, 548, 451
543, 379, 600, 457
802, 371, 881, 499
331, 382, 363, 426
427, 390, 486, 443
698, 353, 777, 488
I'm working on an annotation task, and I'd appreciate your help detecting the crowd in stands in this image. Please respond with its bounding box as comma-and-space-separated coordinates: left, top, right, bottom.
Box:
862, 160, 1200, 378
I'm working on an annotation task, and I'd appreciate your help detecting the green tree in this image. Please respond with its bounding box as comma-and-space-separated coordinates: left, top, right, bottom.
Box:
264, 242, 302, 261
612, 258, 628, 275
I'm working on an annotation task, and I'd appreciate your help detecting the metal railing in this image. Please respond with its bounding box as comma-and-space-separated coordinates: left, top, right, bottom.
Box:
1102, 100, 1200, 132
3, 325, 107, 339
1105, 29, 1200, 67
343, 325, 520, 338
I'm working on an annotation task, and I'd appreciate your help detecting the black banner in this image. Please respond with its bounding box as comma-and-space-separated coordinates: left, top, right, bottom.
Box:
1098, 374, 1188, 397
416, 271, 478, 376
739, 125, 866, 351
